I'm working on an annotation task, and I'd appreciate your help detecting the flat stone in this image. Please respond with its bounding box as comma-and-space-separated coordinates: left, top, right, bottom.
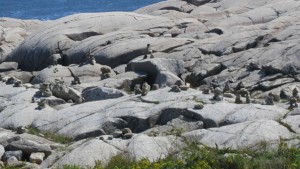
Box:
6, 139, 52, 156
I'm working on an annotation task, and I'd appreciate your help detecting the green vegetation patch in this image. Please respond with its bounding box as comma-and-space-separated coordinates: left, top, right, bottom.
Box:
59, 141, 300, 169
27, 126, 73, 144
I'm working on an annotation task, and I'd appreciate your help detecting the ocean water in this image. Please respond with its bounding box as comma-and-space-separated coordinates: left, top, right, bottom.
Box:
0, 0, 162, 20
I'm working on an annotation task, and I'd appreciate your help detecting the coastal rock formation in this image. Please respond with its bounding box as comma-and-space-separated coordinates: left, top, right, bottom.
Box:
0, 0, 300, 167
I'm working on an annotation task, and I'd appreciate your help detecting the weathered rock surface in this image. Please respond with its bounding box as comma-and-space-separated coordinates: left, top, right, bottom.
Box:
220, 104, 288, 126
0, 17, 42, 62
31, 64, 113, 85
32, 88, 202, 139
6, 138, 52, 156
187, 102, 240, 128
127, 58, 185, 79
184, 120, 293, 149
48, 139, 120, 167
82, 86, 127, 102
1, 0, 300, 167
126, 134, 183, 162
0, 144, 4, 160
282, 115, 300, 134
0, 62, 18, 72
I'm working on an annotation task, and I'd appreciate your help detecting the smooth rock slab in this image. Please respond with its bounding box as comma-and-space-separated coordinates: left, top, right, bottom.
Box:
282, 115, 300, 134
126, 134, 183, 162
82, 87, 127, 102
187, 102, 241, 128
51, 139, 120, 167
221, 104, 288, 126
6, 139, 52, 156
0, 103, 55, 129
183, 120, 293, 149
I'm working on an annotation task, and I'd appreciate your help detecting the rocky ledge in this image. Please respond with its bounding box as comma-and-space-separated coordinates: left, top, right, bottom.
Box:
0, 0, 300, 168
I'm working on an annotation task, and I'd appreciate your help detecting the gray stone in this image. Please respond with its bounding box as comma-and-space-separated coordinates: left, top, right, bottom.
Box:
169, 85, 181, 93
194, 103, 204, 110
122, 128, 132, 135
16, 126, 26, 134
74, 129, 106, 141
51, 139, 120, 167
2, 150, 23, 161
282, 115, 300, 134
0, 62, 18, 72
112, 131, 123, 138
187, 102, 240, 128
0, 144, 4, 160
6, 71, 34, 84
127, 58, 184, 81
123, 133, 133, 139
32, 64, 112, 85
30, 152, 45, 164
127, 134, 184, 162
184, 120, 293, 149
221, 104, 288, 125
154, 71, 184, 87
82, 87, 127, 102
7, 156, 18, 165
141, 82, 151, 96
6, 139, 52, 156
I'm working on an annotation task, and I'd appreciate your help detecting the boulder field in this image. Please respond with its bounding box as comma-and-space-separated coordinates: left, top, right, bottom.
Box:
0, 0, 300, 168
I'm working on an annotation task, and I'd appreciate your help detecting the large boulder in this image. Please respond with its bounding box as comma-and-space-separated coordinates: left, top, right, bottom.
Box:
6, 12, 200, 71
126, 58, 185, 82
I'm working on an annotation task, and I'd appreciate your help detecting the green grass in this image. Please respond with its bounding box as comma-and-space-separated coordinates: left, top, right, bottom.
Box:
58, 141, 300, 169
26, 126, 73, 144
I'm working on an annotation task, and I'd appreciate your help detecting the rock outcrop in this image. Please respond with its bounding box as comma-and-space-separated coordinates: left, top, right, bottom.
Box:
0, 0, 300, 167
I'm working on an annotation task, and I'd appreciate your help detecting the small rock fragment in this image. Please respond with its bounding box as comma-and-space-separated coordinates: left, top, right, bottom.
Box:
29, 152, 45, 164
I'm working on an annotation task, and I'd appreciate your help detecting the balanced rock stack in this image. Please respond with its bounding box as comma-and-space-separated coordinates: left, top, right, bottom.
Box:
0, 0, 300, 168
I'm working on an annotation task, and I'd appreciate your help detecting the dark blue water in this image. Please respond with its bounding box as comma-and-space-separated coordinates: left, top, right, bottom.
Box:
0, 0, 162, 20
